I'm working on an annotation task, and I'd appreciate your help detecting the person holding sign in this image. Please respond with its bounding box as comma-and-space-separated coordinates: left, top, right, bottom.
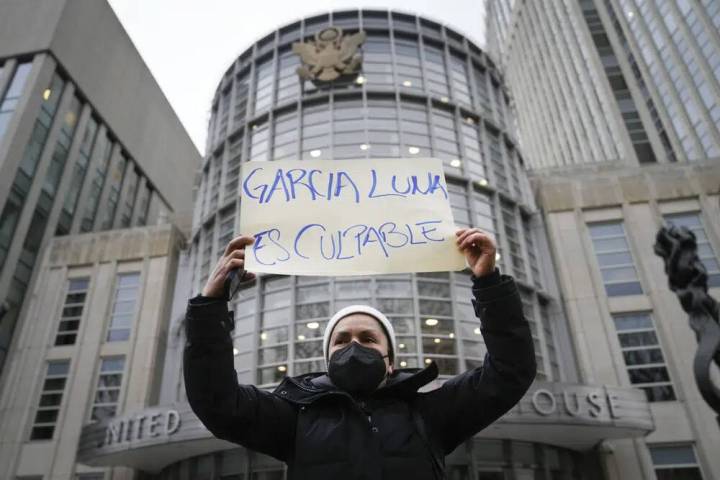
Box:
184, 228, 536, 480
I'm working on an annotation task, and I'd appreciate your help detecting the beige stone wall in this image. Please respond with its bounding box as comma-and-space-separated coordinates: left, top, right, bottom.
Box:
534, 161, 720, 480
0, 224, 184, 480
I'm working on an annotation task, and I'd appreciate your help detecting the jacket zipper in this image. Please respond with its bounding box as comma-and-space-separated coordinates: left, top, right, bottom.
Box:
286, 377, 372, 421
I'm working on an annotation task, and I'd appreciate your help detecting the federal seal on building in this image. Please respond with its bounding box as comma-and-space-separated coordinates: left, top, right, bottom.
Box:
292, 27, 366, 83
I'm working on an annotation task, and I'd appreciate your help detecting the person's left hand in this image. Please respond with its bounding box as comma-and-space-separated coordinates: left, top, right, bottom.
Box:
456, 228, 497, 277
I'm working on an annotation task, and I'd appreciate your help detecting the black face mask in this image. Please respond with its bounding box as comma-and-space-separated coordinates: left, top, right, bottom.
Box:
328, 342, 389, 396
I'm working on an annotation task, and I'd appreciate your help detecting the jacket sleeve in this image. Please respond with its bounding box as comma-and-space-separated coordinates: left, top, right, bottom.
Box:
416, 270, 537, 455
183, 296, 297, 461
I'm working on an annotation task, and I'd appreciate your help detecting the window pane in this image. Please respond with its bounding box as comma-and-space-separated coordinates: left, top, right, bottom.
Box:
618, 331, 658, 347
650, 445, 698, 466
613, 314, 653, 331
376, 298, 413, 314
628, 367, 670, 383
623, 348, 665, 365
422, 337, 456, 355
605, 282, 643, 296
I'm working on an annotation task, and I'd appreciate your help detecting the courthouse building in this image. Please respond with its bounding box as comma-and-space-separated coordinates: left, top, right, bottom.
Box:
73, 8, 654, 480
0, 0, 199, 479
0, 0, 199, 376
4, 2, 718, 480
486, 0, 720, 479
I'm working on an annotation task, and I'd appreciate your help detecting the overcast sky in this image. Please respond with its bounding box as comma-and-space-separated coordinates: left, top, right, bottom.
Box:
107, 0, 486, 154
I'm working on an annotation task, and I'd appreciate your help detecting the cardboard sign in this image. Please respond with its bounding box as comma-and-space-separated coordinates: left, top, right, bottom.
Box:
239, 158, 466, 276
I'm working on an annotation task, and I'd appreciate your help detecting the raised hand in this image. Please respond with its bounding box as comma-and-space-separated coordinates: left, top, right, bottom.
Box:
455, 228, 497, 278
201, 235, 256, 298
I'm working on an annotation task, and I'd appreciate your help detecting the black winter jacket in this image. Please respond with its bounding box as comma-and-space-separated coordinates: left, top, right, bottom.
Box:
183, 270, 536, 480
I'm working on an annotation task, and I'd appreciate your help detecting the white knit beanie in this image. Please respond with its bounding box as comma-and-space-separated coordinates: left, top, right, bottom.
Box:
323, 305, 397, 369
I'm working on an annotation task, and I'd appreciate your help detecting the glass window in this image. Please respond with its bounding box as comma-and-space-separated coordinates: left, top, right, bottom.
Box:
588, 221, 643, 296
277, 48, 300, 104
296, 302, 329, 320
612, 312, 675, 402
448, 181, 470, 228
375, 278, 411, 297
431, 105, 459, 169
395, 37, 423, 92
294, 339, 323, 360
332, 97, 365, 158
225, 135, 243, 199
399, 98, 430, 157
273, 109, 298, 161
540, 302, 560, 380
424, 42, 449, 98
56, 112, 97, 232
257, 277, 290, 384
487, 128, 508, 194
389, 317, 415, 335
215, 88, 231, 144
501, 200, 526, 282
106, 272, 140, 342
523, 215, 541, 288
363, 35, 394, 87
249, 122, 270, 162
43, 95, 81, 198
233, 71, 250, 126
0, 62, 32, 143
199, 223, 214, 287
460, 117, 486, 179
1, 80, 72, 271
424, 357, 457, 375
101, 154, 128, 230
520, 289, 544, 379
664, 212, 720, 287
91, 357, 125, 422
30, 360, 70, 440
302, 101, 331, 159
254, 56, 275, 115
119, 167, 139, 228
55, 277, 90, 346
473, 64, 492, 117
422, 336, 456, 355
217, 205, 235, 252
80, 133, 113, 232
472, 188, 497, 238
134, 182, 152, 227
449, 52, 472, 106
376, 298, 413, 314
649, 444, 704, 480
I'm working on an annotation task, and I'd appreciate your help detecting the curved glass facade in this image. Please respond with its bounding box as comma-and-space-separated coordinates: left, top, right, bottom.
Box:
189, 9, 560, 389
157, 440, 585, 480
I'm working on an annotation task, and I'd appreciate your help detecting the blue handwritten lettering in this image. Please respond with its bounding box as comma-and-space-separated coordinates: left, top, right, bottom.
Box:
416, 220, 444, 242
391, 176, 412, 195
253, 229, 290, 265
334, 171, 360, 203
263, 170, 291, 204
405, 223, 427, 245
242, 167, 266, 202
326, 172, 334, 201
344, 224, 369, 256
362, 227, 390, 258
336, 230, 354, 260
368, 169, 405, 199
287, 169, 324, 200
294, 223, 325, 259
378, 222, 409, 248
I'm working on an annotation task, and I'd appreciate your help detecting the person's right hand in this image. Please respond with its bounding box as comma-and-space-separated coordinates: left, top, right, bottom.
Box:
201, 235, 256, 298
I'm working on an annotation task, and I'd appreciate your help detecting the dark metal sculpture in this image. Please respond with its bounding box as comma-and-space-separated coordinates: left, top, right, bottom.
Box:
654, 224, 720, 426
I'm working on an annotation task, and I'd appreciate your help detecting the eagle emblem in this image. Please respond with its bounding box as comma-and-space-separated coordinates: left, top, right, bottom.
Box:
292, 27, 367, 83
